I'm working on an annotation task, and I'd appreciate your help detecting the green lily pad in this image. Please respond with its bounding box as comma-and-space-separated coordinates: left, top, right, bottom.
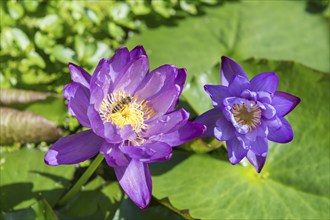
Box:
127, 1, 329, 77
2, 199, 58, 220
0, 148, 75, 212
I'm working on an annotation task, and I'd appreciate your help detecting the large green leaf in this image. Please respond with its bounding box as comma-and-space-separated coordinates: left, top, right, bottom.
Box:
2, 199, 58, 220
0, 148, 75, 212
58, 176, 123, 220
127, 1, 329, 76
148, 60, 330, 219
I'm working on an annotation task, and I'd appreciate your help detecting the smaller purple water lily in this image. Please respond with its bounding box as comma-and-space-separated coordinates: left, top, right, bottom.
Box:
44, 46, 205, 208
196, 57, 300, 172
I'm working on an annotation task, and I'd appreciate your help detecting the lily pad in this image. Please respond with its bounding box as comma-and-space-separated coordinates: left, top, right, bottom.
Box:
127, 1, 329, 77
0, 148, 75, 212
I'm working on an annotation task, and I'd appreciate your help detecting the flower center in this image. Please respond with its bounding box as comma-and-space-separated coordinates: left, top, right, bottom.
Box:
231, 102, 261, 130
99, 91, 153, 133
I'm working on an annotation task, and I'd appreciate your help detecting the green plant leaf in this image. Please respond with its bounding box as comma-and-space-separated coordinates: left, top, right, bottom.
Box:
149, 60, 330, 219
3, 199, 58, 220
0, 148, 75, 211
58, 176, 123, 220
0, 107, 62, 145
113, 197, 184, 220
127, 1, 329, 77
2, 199, 58, 220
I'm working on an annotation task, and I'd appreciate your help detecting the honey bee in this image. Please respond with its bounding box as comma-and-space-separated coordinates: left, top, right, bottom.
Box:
111, 96, 132, 113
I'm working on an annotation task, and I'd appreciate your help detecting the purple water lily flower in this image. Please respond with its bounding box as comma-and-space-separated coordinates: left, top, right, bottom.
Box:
44, 46, 205, 208
196, 57, 300, 172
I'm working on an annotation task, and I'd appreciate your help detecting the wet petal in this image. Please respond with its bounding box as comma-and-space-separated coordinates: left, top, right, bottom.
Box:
220, 56, 247, 86
68, 63, 91, 89
204, 85, 231, 108
44, 130, 103, 165
246, 150, 267, 173
227, 138, 248, 164
63, 83, 90, 128
195, 108, 224, 137
100, 143, 129, 167
157, 121, 205, 146
251, 72, 278, 93
272, 91, 300, 117
214, 116, 235, 141
268, 117, 293, 143
120, 141, 172, 163
114, 160, 152, 209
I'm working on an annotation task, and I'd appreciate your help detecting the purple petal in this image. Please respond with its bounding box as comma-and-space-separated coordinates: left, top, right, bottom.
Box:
264, 116, 282, 130
194, 108, 224, 137
114, 160, 152, 209
44, 130, 103, 165
100, 143, 129, 167
204, 85, 231, 108
168, 68, 187, 111
175, 68, 186, 95
250, 137, 268, 156
250, 72, 278, 93
68, 63, 91, 89
129, 45, 147, 60
257, 91, 272, 104
147, 85, 180, 119
214, 117, 235, 141
227, 138, 248, 164
115, 56, 149, 95
120, 142, 172, 163
134, 71, 167, 101
228, 75, 251, 96
246, 150, 267, 173
144, 109, 189, 137
63, 83, 90, 128
261, 103, 276, 119
87, 105, 122, 143
89, 58, 112, 110
220, 56, 247, 86
136, 64, 178, 101
272, 91, 300, 117
157, 121, 206, 146
120, 125, 137, 140
267, 117, 293, 143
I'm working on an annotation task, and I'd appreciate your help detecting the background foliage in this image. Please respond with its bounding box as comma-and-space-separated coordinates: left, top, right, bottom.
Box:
0, 0, 329, 219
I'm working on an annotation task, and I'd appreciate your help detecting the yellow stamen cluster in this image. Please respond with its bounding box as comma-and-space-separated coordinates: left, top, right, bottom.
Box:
231, 102, 261, 130
99, 91, 154, 134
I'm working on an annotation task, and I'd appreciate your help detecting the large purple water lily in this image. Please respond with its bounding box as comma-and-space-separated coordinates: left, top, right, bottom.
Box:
196, 57, 300, 172
45, 46, 205, 208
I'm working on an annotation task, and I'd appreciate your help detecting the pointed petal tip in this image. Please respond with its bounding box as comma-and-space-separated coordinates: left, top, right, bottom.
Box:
44, 150, 59, 166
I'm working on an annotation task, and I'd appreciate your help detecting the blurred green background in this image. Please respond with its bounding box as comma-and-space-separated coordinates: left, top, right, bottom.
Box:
0, 0, 329, 219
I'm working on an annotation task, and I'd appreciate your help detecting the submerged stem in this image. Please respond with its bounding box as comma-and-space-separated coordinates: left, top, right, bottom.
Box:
57, 154, 104, 207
